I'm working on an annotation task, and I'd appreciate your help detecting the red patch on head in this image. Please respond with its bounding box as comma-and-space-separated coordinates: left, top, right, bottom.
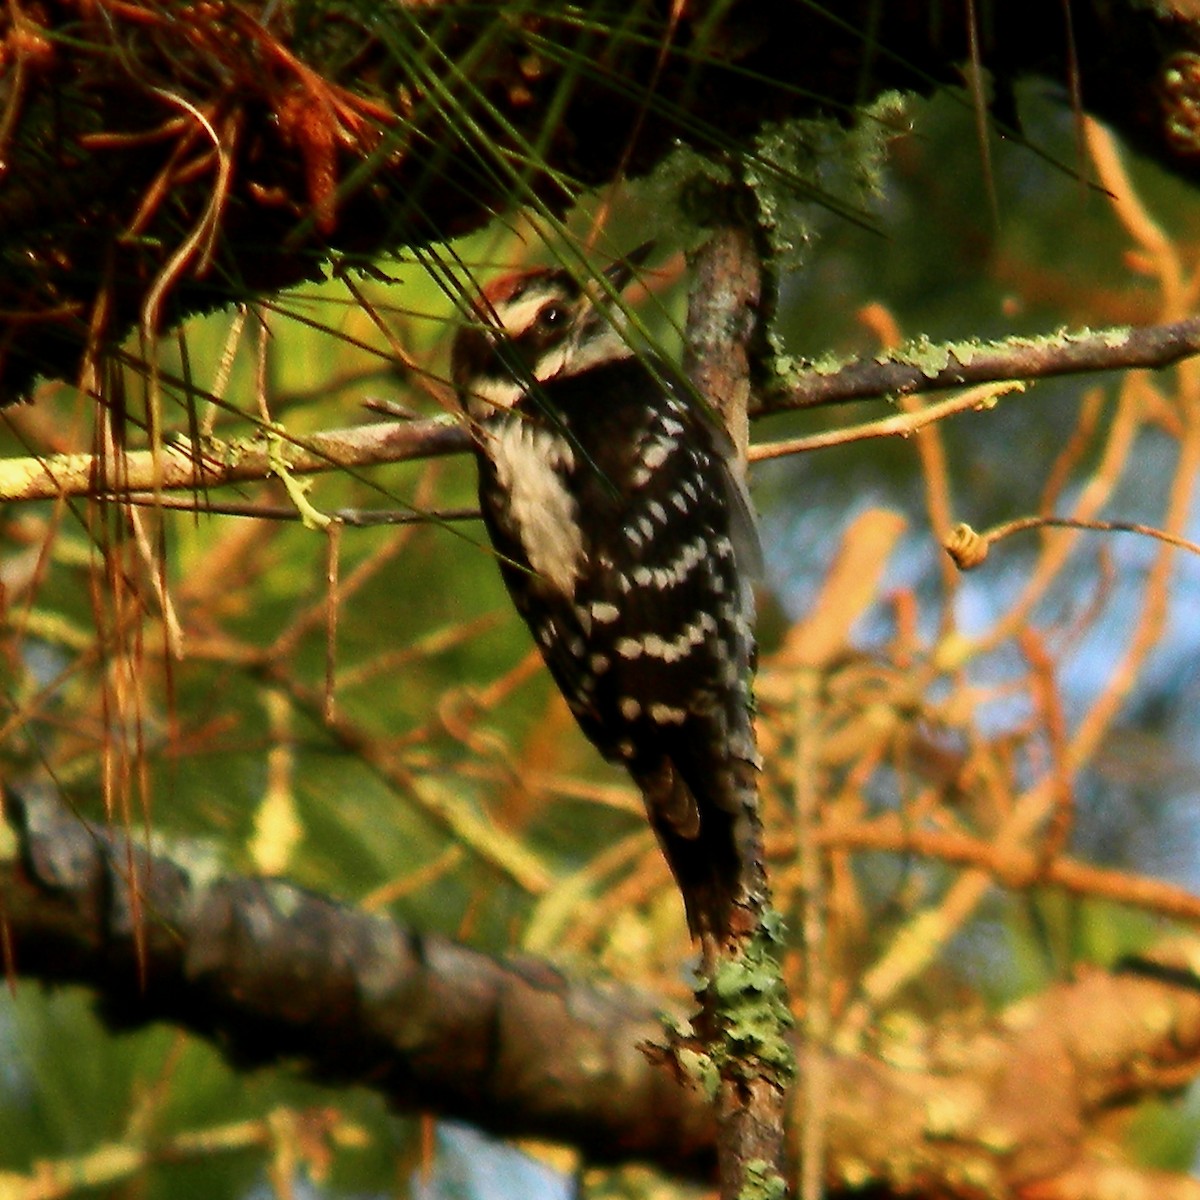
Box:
479, 268, 552, 309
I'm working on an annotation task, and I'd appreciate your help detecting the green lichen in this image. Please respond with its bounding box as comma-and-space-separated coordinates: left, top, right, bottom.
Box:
739, 1158, 789, 1200
678, 1046, 721, 1101
745, 93, 909, 265
707, 911, 796, 1083
658, 1011, 721, 1098
767, 347, 856, 394
634, 144, 737, 250
743, 96, 909, 386
768, 323, 1145, 400
881, 326, 1135, 379
880, 334, 958, 375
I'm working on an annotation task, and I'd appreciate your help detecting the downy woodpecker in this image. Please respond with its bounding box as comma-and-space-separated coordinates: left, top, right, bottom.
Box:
451, 250, 762, 941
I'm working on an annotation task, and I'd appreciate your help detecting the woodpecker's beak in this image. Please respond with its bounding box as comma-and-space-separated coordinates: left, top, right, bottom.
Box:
603, 241, 656, 293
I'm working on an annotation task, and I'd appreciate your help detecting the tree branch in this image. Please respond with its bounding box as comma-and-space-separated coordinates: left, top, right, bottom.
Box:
0, 782, 715, 1177
756, 318, 1200, 415
0, 415, 468, 503
5, 1, 1200, 402
6, 781, 1200, 1197
5, 318, 1200, 505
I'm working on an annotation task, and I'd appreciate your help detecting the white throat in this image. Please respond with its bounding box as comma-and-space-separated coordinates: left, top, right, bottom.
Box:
486, 419, 583, 597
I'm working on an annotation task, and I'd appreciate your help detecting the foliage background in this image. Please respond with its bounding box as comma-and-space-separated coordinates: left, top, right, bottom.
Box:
5, 69, 1200, 1195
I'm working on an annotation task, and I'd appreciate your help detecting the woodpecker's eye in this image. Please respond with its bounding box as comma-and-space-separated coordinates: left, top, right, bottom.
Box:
536, 302, 567, 332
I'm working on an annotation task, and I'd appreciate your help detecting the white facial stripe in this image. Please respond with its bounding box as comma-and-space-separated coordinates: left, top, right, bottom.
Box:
491, 292, 554, 338
559, 323, 635, 376
533, 343, 570, 383
466, 376, 527, 414
487, 292, 635, 384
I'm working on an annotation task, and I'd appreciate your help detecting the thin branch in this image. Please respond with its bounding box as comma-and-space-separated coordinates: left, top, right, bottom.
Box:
112, 493, 480, 526
751, 379, 1025, 461
757, 317, 1200, 414
0, 416, 469, 503
945, 514, 1200, 570
816, 816, 1200, 925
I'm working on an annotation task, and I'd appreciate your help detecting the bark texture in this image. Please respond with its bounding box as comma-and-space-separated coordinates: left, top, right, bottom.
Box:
7, 782, 1200, 1198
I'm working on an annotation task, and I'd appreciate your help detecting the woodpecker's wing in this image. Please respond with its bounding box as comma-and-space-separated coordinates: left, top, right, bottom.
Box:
563, 361, 761, 784
710, 418, 764, 586
586, 380, 762, 939
626, 356, 762, 585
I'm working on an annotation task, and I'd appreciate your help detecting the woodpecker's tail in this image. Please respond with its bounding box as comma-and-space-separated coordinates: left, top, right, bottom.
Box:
635, 757, 763, 942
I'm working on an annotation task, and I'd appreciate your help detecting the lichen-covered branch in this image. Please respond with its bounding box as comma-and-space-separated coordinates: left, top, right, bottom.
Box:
684, 226, 793, 1199
760, 319, 1200, 415
7, 316, 1200, 505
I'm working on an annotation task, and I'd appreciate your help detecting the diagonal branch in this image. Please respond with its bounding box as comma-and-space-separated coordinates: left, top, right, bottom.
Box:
6, 781, 1200, 1197
0, 781, 715, 1177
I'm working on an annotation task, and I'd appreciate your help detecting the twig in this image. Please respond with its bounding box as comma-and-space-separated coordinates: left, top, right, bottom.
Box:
0, 417, 469, 503
102, 494, 480, 526
945, 515, 1200, 570
750, 380, 1024, 461
817, 817, 1200, 926
973, 375, 1146, 654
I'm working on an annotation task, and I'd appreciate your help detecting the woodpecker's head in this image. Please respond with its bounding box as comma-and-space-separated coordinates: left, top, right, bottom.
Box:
451, 246, 653, 420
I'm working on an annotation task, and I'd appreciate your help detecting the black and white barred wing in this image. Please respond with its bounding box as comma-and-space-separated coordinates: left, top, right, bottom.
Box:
589, 403, 757, 749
